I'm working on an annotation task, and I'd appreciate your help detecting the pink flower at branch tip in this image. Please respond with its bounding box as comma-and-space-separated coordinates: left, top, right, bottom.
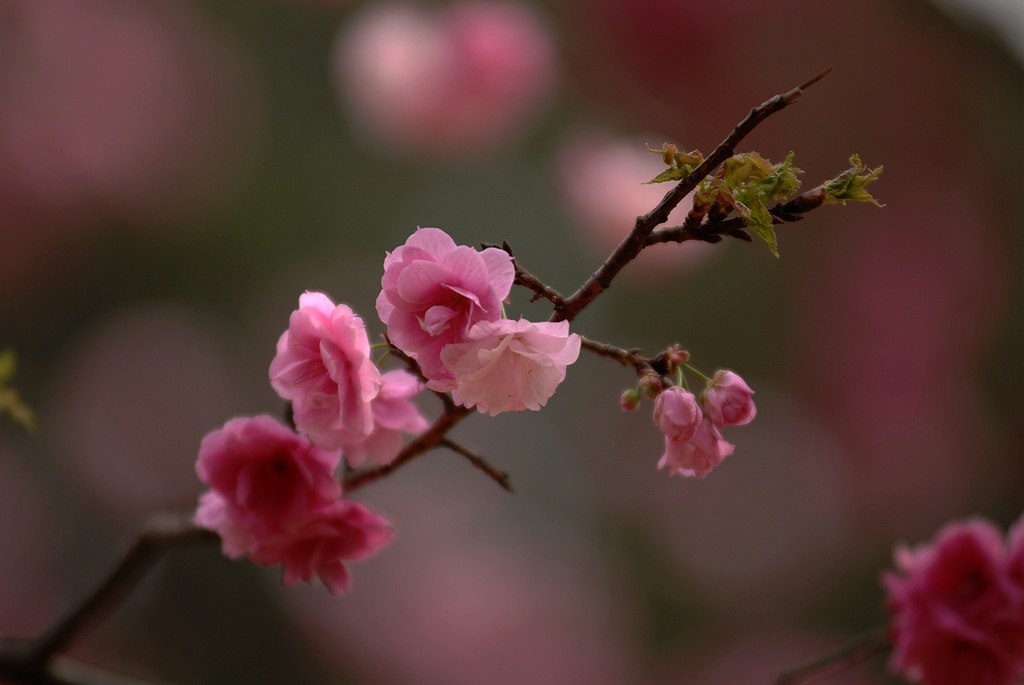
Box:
437, 317, 581, 416
249, 500, 394, 596
701, 370, 756, 427
376, 227, 514, 384
344, 369, 430, 468
269, 292, 382, 451
653, 387, 734, 478
194, 415, 341, 539
882, 516, 1024, 685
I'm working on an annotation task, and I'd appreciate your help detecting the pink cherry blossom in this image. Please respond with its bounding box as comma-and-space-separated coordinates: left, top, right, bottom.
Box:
333, 1, 556, 157
701, 370, 756, 427
194, 491, 254, 559
270, 292, 382, 451
344, 370, 430, 468
377, 227, 514, 383
437, 318, 581, 416
194, 415, 341, 537
883, 518, 1024, 685
249, 500, 394, 595
652, 386, 701, 441
657, 416, 735, 479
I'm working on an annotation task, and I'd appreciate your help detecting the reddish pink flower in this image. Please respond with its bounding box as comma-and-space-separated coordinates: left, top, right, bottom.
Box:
194, 491, 254, 559
652, 386, 701, 441
438, 318, 581, 416
270, 292, 382, 451
345, 370, 430, 468
701, 370, 756, 427
657, 416, 735, 479
883, 518, 1024, 685
194, 415, 341, 537
333, 1, 555, 157
249, 500, 394, 595
377, 227, 514, 383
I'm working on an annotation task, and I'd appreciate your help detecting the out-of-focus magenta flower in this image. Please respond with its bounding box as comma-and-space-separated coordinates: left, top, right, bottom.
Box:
248, 500, 393, 596
438, 318, 581, 416
653, 386, 701, 441
556, 132, 715, 277
701, 370, 756, 427
883, 517, 1024, 685
377, 227, 514, 383
195, 415, 341, 538
657, 416, 735, 479
344, 369, 430, 468
270, 292, 382, 451
333, 1, 556, 157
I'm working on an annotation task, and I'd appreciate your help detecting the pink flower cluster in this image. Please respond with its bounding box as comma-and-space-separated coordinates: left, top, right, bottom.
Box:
652, 371, 755, 478
194, 416, 392, 594
883, 516, 1024, 685
377, 227, 581, 416
269, 291, 428, 466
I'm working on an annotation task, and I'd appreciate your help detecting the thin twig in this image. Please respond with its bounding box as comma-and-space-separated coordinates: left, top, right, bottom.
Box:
484, 242, 565, 307
343, 404, 475, 492
382, 334, 455, 412
579, 337, 652, 373
552, 67, 832, 324
773, 626, 889, 685
441, 438, 513, 493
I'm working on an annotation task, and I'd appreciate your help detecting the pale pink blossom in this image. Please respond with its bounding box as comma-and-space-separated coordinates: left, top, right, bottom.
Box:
249, 500, 394, 595
652, 386, 701, 441
438, 318, 580, 416
377, 227, 514, 383
344, 370, 430, 468
883, 518, 1024, 685
657, 416, 735, 479
334, 1, 555, 157
701, 370, 756, 427
270, 292, 382, 450
194, 415, 341, 537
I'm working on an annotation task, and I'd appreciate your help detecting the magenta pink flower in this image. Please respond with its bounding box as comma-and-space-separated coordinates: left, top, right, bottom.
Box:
194, 415, 341, 537
249, 500, 394, 595
270, 292, 382, 450
883, 518, 1024, 685
376, 227, 514, 383
701, 370, 756, 427
344, 369, 430, 468
657, 415, 735, 479
437, 318, 580, 416
194, 491, 254, 559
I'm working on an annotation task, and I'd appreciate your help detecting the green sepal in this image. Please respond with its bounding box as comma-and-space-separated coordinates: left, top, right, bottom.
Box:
824, 154, 884, 206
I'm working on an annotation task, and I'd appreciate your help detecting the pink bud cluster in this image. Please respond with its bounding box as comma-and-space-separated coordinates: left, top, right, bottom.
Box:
652, 370, 755, 478
883, 516, 1024, 685
377, 227, 581, 416
194, 416, 392, 594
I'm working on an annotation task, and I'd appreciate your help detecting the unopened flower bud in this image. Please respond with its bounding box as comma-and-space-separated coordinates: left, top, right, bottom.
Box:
638, 372, 664, 399
701, 370, 756, 427
620, 388, 642, 412
662, 345, 690, 370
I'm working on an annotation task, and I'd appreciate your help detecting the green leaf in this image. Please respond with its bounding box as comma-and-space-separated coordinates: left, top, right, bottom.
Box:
645, 143, 703, 184
0, 349, 15, 385
645, 166, 689, 185
0, 348, 36, 433
824, 154, 884, 206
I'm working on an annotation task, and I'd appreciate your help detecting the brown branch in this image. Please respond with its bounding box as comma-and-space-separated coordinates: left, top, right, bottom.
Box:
773, 627, 889, 685
483, 241, 565, 307
343, 404, 475, 492
0, 513, 213, 685
580, 337, 652, 374
552, 67, 832, 324
440, 438, 513, 493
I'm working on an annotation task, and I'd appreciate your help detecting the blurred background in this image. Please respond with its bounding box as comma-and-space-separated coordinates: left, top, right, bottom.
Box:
1, 0, 1022, 682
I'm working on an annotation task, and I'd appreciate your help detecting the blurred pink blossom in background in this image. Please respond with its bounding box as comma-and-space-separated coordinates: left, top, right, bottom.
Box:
556, 132, 715, 277
333, 1, 556, 157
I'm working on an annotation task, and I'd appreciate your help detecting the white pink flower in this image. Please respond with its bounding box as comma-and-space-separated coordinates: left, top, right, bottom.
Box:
438, 318, 580, 416
883, 517, 1024, 685
270, 292, 382, 451
701, 370, 756, 427
333, 1, 556, 157
376, 227, 514, 383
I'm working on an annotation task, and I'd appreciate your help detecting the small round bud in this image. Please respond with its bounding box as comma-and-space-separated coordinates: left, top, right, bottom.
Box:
639, 372, 664, 399
620, 388, 642, 412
